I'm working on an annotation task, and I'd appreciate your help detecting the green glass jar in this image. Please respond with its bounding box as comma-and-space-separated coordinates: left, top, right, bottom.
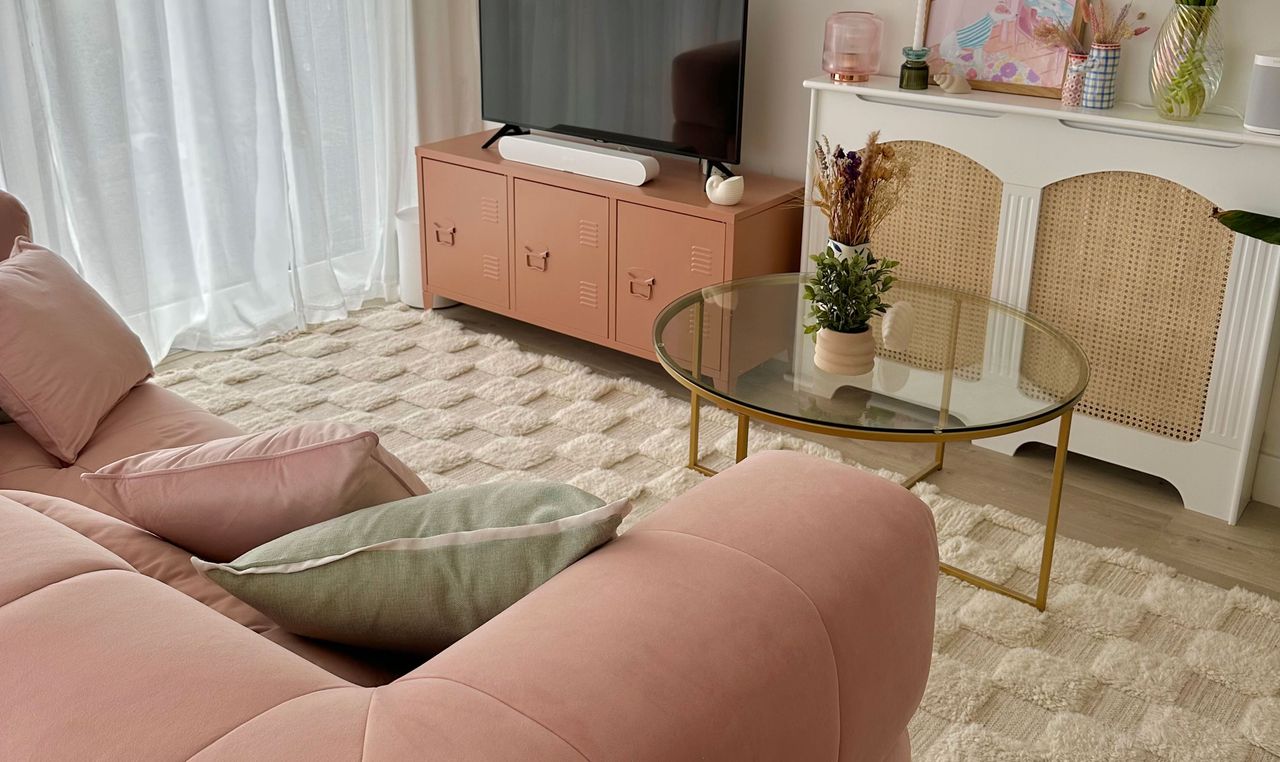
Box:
899, 47, 930, 91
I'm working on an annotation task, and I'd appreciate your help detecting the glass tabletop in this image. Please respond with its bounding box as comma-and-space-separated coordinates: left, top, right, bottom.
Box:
653, 273, 1089, 439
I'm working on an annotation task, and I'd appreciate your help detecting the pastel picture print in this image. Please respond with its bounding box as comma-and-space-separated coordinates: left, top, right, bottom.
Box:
924, 0, 1083, 97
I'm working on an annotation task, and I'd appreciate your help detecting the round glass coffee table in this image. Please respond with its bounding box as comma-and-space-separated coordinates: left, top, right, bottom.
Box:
653, 273, 1089, 610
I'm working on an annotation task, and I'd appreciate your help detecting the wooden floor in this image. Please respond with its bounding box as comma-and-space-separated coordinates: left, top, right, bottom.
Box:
441, 304, 1280, 600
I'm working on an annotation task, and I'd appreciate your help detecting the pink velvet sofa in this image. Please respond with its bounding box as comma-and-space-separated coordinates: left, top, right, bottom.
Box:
0, 191, 939, 760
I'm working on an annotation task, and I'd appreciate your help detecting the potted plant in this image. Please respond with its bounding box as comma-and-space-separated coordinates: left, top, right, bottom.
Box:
805, 244, 898, 375
808, 130, 909, 375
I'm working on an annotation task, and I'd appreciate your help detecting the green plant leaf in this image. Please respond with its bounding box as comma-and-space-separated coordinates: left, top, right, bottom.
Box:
1213, 209, 1280, 246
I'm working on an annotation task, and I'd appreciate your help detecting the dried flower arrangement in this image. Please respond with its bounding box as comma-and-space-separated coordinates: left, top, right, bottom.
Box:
1032, 17, 1086, 55
812, 131, 910, 247
1082, 1, 1150, 45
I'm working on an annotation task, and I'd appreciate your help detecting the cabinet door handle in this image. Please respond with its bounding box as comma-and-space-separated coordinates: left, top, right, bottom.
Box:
524, 247, 550, 271
432, 223, 456, 246
628, 275, 656, 300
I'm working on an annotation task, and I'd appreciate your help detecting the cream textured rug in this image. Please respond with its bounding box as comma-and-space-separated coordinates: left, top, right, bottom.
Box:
158, 303, 1280, 762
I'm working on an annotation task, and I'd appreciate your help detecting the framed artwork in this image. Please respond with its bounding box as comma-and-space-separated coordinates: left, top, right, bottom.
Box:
923, 0, 1085, 98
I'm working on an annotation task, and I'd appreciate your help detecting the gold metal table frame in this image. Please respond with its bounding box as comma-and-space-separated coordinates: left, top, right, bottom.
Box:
661, 292, 1085, 613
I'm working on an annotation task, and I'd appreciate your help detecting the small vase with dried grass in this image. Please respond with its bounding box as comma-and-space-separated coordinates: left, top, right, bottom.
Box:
807, 131, 910, 375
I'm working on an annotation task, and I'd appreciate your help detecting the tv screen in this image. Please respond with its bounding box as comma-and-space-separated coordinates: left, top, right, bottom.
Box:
479, 0, 749, 165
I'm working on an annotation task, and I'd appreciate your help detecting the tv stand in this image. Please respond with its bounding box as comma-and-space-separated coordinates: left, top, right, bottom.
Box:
704, 159, 736, 179
480, 124, 529, 149
416, 129, 803, 368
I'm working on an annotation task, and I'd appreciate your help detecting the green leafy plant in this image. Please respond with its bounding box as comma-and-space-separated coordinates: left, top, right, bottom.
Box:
804, 243, 898, 335
1213, 208, 1280, 246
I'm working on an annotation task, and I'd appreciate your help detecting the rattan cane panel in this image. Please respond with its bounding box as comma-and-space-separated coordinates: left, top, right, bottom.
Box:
870, 141, 1002, 296
873, 289, 988, 382
1024, 172, 1234, 442
870, 142, 1002, 376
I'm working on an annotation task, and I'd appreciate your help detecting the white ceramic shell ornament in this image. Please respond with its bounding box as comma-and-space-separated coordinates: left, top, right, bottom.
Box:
705, 174, 745, 206
933, 70, 972, 94
882, 301, 915, 352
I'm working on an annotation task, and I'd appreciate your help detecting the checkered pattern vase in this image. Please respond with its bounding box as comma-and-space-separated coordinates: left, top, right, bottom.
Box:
1081, 44, 1120, 110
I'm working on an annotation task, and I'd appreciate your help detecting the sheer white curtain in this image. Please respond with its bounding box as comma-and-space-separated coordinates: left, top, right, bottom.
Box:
0, 0, 471, 360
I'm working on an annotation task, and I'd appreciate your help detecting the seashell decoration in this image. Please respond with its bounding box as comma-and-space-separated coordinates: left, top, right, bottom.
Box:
705, 174, 745, 206
933, 71, 972, 94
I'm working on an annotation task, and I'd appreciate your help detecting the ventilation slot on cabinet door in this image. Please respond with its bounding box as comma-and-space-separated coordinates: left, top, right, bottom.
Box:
481, 254, 502, 280
479, 197, 500, 224
578, 220, 600, 248
690, 245, 714, 276
578, 281, 599, 309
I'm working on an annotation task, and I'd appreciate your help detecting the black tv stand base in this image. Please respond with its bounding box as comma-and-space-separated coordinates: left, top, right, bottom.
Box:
481, 124, 530, 149
704, 159, 736, 179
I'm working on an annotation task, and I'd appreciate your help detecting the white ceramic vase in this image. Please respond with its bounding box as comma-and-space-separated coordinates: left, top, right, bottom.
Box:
814, 327, 876, 375
826, 239, 874, 261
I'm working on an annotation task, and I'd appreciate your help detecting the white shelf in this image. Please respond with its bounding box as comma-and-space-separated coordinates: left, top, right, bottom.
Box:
804, 75, 1280, 151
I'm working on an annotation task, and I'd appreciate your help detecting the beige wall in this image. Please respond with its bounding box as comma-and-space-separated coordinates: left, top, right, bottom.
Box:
739, 0, 1277, 179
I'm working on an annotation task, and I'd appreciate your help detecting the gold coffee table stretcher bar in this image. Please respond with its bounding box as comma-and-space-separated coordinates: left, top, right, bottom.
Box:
652, 274, 1089, 611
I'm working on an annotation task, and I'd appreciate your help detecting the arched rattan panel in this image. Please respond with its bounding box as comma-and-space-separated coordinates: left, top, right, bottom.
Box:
1025, 171, 1234, 441
869, 142, 1003, 376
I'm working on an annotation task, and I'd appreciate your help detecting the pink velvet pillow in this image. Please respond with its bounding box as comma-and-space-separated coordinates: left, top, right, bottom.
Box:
0, 238, 153, 463
80, 422, 429, 561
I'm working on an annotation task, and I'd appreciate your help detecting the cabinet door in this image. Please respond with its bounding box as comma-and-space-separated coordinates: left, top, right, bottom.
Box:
421, 159, 509, 309
616, 202, 725, 368
513, 179, 609, 338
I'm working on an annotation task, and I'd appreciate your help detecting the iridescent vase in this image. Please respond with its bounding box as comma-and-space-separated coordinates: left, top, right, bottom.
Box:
1149, 1, 1225, 121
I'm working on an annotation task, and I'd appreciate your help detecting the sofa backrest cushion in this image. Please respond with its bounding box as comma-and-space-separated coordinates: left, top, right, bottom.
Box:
0, 238, 153, 463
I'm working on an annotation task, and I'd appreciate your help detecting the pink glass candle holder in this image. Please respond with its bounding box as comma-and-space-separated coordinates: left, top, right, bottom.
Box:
823, 12, 884, 83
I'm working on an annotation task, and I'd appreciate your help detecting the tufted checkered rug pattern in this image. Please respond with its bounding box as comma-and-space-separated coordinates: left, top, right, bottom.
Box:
157, 303, 1280, 762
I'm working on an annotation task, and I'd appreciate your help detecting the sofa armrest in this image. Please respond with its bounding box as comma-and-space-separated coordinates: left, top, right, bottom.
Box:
387, 451, 938, 761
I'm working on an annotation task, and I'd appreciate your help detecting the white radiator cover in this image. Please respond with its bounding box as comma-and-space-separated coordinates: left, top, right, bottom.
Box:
801, 75, 1280, 524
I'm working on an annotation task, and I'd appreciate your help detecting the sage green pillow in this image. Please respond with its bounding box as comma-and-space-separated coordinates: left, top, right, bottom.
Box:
193, 482, 631, 654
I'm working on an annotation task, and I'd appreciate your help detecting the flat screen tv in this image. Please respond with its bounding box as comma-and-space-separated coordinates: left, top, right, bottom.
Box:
479, 0, 749, 168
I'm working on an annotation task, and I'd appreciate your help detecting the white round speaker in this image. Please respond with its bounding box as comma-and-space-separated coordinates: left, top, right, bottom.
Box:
1245, 51, 1280, 136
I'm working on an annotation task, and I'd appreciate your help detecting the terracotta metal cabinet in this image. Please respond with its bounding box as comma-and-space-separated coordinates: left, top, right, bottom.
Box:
616, 202, 725, 368
417, 130, 802, 363
513, 180, 610, 338
420, 159, 509, 309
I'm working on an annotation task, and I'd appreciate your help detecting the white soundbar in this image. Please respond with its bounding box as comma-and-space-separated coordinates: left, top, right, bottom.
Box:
497, 134, 660, 186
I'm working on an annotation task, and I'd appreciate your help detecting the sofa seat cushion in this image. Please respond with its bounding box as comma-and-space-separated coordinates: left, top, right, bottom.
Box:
82, 422, 427, 561
0, 383, 242, 518
0, 495, 361, 761
4, 490, 407, 687
0, 238, 153, 463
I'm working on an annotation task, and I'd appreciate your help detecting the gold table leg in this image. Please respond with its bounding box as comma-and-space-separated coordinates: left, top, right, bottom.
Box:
938, 408, 1074, 611
901, 441, 945, 489
735, 413, 750, 463
687, 391, 717, 477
